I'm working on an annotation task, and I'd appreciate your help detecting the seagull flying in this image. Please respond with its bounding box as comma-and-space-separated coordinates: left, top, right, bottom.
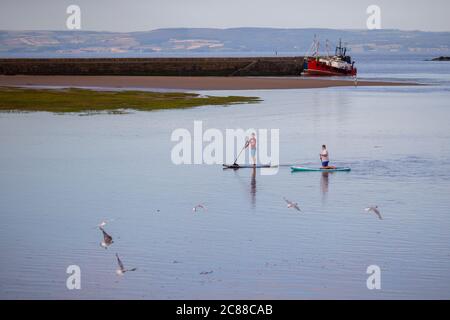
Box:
193, 204, 207, 212
98, 220, 108, 228
99, 227, 114, 249
200, 270, 213, 275
365, 206, 383, 220
115, 253, 137, 276
94, 218, 115, 229
283, 197, 301, 211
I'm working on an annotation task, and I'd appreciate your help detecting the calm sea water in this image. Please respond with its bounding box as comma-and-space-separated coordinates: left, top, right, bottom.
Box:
1, 54, 450, 299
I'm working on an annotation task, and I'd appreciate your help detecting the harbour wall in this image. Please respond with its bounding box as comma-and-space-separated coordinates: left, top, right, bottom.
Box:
0, 57, 305, 76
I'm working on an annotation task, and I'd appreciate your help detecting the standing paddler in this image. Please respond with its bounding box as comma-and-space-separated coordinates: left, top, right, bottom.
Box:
246, 133, 257, 166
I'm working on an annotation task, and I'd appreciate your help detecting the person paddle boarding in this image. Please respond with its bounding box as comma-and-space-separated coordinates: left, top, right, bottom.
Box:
320, 144, 331, 169
290, 144, 349, 171
246, 133, 257, 166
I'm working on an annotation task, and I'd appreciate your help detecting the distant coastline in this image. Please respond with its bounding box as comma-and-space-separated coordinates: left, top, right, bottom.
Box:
1, 28, 449, 57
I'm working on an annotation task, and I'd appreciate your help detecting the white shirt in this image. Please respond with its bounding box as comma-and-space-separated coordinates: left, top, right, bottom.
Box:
321, 149, 329, 162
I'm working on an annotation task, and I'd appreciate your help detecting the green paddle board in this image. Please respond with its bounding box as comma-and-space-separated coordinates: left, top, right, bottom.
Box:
291, 166, 351, 172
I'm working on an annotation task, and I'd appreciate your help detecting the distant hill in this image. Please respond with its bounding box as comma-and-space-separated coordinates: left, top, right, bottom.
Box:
1, 28, 449, 57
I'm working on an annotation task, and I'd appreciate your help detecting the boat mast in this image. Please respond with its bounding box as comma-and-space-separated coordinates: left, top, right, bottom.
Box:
325, 39, 330, 57
312, 36, 320, 57
338, 39, 343, 55
335, 38, 347, 57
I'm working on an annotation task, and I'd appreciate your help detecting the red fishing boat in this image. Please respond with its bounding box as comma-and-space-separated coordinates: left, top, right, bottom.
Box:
303, 39, 357, 76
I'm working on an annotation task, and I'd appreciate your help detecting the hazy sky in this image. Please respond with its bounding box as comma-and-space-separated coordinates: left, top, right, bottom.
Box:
1, 0, 450, 32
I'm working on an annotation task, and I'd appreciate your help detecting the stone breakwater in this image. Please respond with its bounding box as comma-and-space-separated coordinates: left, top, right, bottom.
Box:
0, 57, 305, 76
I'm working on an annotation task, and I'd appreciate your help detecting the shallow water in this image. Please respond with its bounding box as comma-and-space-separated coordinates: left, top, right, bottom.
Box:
1, 56, 450, 299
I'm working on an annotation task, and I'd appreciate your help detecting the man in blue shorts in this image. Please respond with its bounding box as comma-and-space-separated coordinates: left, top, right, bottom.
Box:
320, 144, 330, 168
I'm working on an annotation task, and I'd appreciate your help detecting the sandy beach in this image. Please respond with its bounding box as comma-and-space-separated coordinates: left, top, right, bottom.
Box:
0, 75, 417, 90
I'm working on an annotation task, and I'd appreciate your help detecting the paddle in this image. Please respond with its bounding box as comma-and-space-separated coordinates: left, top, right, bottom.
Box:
233, 139, 249, 165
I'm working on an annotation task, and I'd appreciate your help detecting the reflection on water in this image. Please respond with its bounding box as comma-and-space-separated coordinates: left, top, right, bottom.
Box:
1, 72, 450, 298
320, 172, 330, 201
250, 167, 256, 208
228, 167, 257, 208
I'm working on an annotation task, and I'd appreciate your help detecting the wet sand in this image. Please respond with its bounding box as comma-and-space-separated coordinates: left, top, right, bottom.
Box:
0, 75, 417, 91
